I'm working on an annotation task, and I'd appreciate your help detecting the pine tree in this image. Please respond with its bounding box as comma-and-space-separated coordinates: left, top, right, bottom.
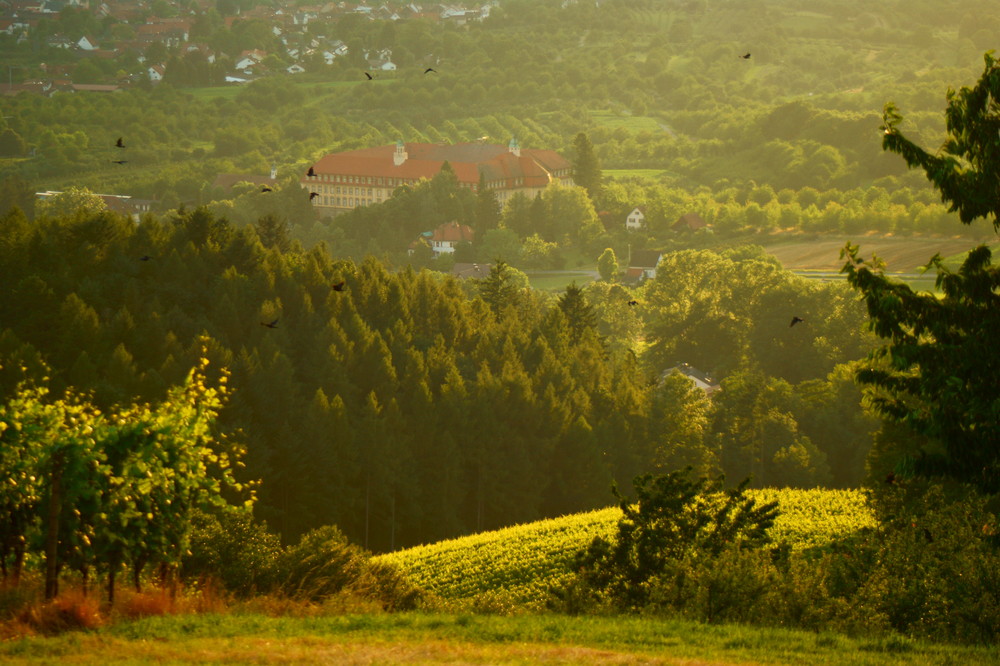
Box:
572, 132, 603, 202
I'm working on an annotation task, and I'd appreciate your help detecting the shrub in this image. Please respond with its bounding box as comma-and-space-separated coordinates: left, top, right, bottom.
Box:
182, 509, 282, 597
20, 590, 103, 635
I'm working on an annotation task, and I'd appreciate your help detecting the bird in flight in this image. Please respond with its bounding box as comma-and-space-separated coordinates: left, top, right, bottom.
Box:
111, 159, 128, 165
307, 166, 316, 177
627, 299, 639, 306
139, 255, 152, 261
424, 67, 436, 74
364, 72, 374, 80
261, 186, 273, 193
332, 281, 346, 291
790, 316, 804, 327
739, 52, 751, 59
260, 318, 279, 329
115, 137, 125, 148
309, 192, 320, 200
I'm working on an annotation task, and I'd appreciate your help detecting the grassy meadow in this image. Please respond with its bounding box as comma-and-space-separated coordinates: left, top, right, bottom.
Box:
3, 612, 998, 665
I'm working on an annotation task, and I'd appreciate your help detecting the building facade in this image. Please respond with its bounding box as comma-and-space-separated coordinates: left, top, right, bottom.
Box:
301, 139, 574, 215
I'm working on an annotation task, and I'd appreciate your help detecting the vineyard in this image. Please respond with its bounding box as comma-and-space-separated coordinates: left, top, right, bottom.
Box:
376, 488, 876, 607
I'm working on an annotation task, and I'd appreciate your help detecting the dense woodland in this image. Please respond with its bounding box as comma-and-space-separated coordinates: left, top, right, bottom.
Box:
0, 200, 883, 550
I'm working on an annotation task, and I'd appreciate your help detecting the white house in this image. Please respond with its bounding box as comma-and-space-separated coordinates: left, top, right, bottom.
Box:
76, 35, 98, 50
428, 221, 474, 257
626, 206, 646, 230
286, 64, 306, 74
147, 64, 165, 82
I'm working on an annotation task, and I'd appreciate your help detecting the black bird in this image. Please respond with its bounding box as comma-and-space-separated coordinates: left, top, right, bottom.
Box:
424, 67, 436, 74
332, 281, 346, 292
111, 159, 128, 165
790, 316, 804, 327
627, 299, 639, 306
261, 186, 273, 193
740, 52, 751, 59
885, 471, 896, 485
364, 71, 374, 80
139, 255, 152, 261
307, 166, 316, 177
115, 137, 125, 148
922, 528, 934, 544
309, 192, 320, 200
260, 318, 279, 329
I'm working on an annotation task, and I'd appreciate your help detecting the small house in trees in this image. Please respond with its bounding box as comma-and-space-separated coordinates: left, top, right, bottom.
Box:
626, 206, 646, 231
661, 363, 721, 396
147, 64, 165, 82
429, 221, 474, 257
624, 248, 663, 283
672, 212, 708, 232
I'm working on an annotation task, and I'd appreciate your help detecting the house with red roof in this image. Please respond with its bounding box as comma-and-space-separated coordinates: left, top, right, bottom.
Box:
428, 221, 474, 257
302, 139, 573, 215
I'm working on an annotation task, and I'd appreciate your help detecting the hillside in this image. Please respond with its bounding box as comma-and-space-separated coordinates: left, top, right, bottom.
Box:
761, 236, 987, 271
377, 488, 876, 608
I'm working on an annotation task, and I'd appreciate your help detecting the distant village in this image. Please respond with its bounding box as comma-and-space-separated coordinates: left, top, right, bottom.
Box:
0, 0, 496, 94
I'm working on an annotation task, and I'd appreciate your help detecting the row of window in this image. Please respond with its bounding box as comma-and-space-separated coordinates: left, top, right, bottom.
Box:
308, 173, 409, 187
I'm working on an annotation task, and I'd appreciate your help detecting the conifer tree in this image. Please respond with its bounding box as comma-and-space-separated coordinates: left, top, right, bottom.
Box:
572, 132, 603, 202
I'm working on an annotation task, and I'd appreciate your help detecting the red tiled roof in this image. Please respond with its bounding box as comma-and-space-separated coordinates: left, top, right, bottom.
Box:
306, 142, 571, 189
432, 221, 474, 243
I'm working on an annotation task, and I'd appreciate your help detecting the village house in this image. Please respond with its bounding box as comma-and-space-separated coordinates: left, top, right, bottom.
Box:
672, 212, 709, 232
302, 139, 573, 215
624, 248, 663, 283
625, 206, 645, 231
427, 220, 474, 257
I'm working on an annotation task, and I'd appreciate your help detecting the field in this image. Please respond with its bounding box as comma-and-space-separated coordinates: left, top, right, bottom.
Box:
760, 236, 988, 272
3, 611, 997, 665
376, 489, 876, 607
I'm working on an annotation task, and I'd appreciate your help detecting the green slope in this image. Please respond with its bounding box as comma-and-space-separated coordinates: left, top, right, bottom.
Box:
376, 488, 875, 608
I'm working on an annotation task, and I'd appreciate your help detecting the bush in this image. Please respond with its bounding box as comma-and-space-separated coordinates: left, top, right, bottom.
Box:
279, 526, 422, 610
182, 509, 283, 596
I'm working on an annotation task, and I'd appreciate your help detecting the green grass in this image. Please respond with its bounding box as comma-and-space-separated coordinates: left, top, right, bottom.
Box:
604, 168, 672, 181
588, 110, 665, 133
1, 612, 995, 665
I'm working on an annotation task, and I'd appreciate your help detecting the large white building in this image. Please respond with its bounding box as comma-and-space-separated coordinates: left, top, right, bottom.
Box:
301, 139, 574, 215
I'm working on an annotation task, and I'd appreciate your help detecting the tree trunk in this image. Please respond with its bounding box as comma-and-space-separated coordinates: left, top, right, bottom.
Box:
44, 453, 64, 600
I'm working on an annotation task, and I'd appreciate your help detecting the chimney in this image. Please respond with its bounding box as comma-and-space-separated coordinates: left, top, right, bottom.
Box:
393, 139, 408, 166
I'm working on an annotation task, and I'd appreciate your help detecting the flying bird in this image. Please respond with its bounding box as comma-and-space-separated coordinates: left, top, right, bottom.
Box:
739, 52, 751, 59
260, 318, 279, 329
424, 67, 437, 74
115, 137, 125, 148
309, 192, 320, 200
364, 72, 374, 80
332, 281, 346, 291
307, 166, 316, 177
111, 159, 128, 165
139, 255, 152, 261
790, 316, 804, 327
261, 186, 273, 193
627, 299, 639, 306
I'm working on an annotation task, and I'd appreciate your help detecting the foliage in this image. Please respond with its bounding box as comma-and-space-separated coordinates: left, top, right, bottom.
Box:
570, 470, 779, 609
843, 52, 1000, 493
0, 356, 249, 601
